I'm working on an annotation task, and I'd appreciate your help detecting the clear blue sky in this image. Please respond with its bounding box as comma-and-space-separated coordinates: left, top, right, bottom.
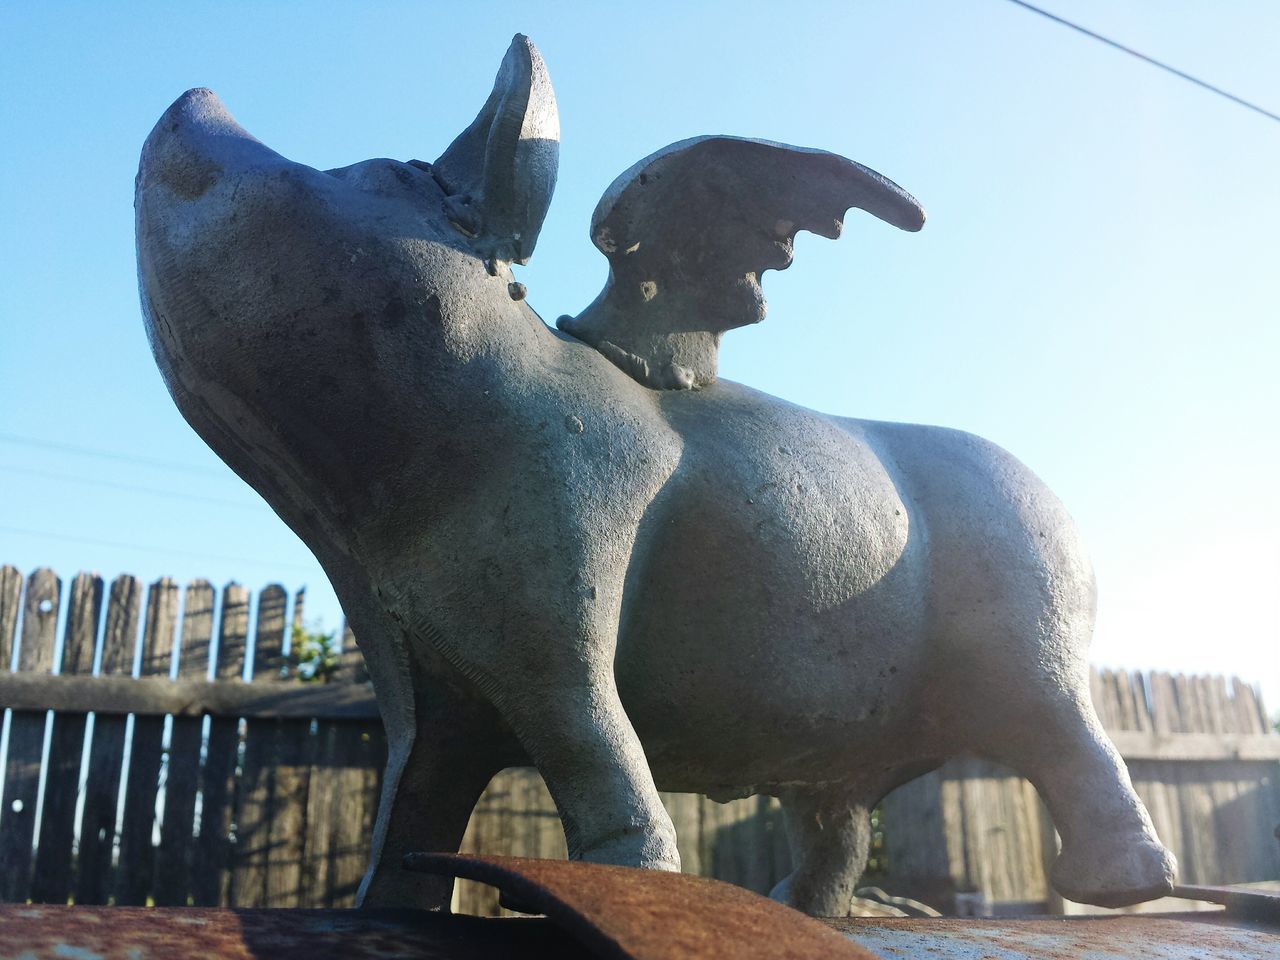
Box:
1, 2, 1276, 709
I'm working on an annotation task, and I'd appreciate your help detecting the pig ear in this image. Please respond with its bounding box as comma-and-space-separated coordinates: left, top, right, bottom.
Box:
433, 34, 559, 265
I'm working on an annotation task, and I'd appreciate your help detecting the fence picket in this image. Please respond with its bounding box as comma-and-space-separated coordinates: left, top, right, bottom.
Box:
1145, 671, 1188, 879
115, 577, 178, 905
32, 572, 104, 902
1, 564, 1277, 914
0, 568, 61, 902
1233, 679, 1268, 735
251, 585, 287, 682
303, 620, 383, 907
153, 579, 215, 905
0, 565, 24, 669
263, 718, 313, 907
232, 587, 298, 906
75, 574, 140, 904
190, 582, 249, 906
1089, 668, 1113, 730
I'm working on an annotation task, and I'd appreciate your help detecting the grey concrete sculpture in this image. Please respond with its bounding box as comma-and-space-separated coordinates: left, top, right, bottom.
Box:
135, 35, 1176, 916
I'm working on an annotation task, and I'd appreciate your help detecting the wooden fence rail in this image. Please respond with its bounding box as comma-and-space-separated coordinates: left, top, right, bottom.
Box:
0, 565, 1276, 914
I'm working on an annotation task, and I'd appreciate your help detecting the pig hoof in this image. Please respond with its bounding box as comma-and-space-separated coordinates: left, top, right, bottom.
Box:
1051, 836, 1176, 908
768, 873, 857, 917
578, 826, 680, 873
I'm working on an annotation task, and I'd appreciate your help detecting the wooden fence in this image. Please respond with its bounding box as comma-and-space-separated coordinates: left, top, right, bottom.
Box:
0, 565, 1276, 915
878, 665, 1280, 914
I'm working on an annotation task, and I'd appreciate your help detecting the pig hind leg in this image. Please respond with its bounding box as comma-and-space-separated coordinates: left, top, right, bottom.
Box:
966, 656, 1176, 907
769, 786, 877, 917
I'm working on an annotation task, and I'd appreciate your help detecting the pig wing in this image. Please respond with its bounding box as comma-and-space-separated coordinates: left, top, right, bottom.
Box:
557, 136, 924, 390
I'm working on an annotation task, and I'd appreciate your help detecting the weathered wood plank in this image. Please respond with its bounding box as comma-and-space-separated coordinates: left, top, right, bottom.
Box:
1173, 673, 1204, 735
216, 583, 249, 681
0, 568, 61, 903
263, 593, 313, 904
302, 721, 384, 906
232, 600, 300, 908
1110, 669, 1141, 732
264, 718, 314, 907
0, 565, 21, 669
1172, 674, 1221, 883
1128, 670, 1153, 731
59, 572, 101, 676
1245, 759, 1280, 880
0, 672, 381, 719
881, 767, 953, 905
230, 723, 273, 907
531, 768, 565, 865
300, 723, 343, 906
3, 558, 1275, 915
663, 791, 702, 878
1208, 676, 1232, 735
1232, 679, 1268, 735
1142, 671, 1189, 883
191, 582, 250, 906
453, 774, 488, 915
291, 587, 306, 637
31, 572, 103, 903
176, 579, 215, 681
338, 618, 368, 683
302, 617, 383, 908
37, 673, 1280, 748
1089, 667, 1114, 732
1107, 731, 1280, 761
1199, 678, 1245, 882
251, 584, 287, 681
75, 574, 140, 905
154, 580, 215, 906
115, 577, 178, 905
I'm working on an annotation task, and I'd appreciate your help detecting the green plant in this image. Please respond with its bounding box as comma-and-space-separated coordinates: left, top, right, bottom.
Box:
290, 622, 341, 683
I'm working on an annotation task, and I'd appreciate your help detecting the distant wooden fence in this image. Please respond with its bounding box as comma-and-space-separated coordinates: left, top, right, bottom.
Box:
1, 565, 1276, 915
879, 666, 1280, 914
0, 567, 383, 908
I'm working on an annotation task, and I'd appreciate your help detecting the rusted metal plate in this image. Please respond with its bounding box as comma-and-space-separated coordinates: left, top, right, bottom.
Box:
1174, 884, 1280, 923
2, 878, 1276, 959
405, 852, 879, 960
0, 905, 590, 960
831, 913, 1280, 960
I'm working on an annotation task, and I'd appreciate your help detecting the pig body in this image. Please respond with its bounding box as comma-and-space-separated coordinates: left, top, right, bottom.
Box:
136, 39, 1175, 915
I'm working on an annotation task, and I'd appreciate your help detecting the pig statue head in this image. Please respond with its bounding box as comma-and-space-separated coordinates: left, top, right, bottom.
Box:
137, 36, 1175, 915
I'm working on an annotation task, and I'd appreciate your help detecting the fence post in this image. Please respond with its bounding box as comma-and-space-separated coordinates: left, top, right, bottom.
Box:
75, 574, 141, 904
115, 577, 178, 905
32, 572, 104, 901
189, 582, 249, 905
0, 568, 61, 902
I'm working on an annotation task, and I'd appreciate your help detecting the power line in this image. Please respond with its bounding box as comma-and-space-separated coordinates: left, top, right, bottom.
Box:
0, 464, 264, 512
0, 431, 230, 479
0, 524, 317, 573
1005, 0, 1280, 124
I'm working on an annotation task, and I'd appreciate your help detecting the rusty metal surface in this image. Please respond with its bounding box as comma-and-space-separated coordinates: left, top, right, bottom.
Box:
0, 904, 590, 960
832, 912, 1279, 960
2, 877, 1276, 959
405, 852, 879, 960
1174, 884, 1280, 923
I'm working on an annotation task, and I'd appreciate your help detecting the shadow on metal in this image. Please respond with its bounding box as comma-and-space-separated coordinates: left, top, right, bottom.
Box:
1, 862, 1275, 959
404, 852, 878, 959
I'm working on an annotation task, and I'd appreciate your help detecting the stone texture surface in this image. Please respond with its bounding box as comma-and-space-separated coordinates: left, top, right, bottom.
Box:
135, 34, 1175, 915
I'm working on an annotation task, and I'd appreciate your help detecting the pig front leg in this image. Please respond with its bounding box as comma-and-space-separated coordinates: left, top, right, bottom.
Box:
502, 668, 680, 870
344, 599, 512, 910
357, 721, 497, 909
392, 558, 681, 875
